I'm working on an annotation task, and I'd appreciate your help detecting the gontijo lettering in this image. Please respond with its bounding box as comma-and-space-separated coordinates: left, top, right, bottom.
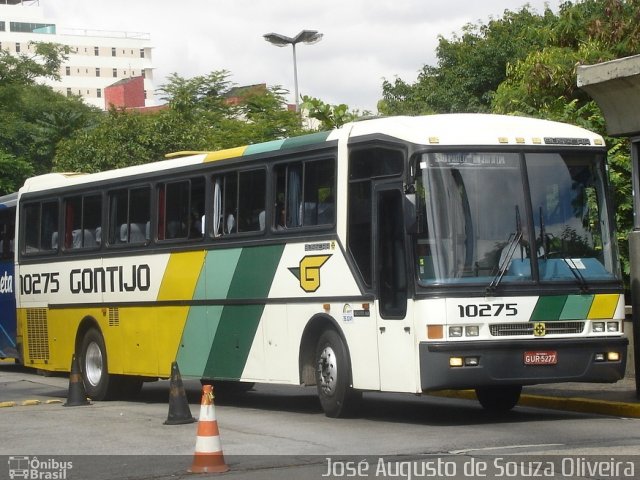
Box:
70, 265, 151, 293
19, 264, 151, 295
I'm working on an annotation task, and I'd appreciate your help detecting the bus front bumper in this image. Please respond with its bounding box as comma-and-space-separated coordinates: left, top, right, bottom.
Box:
419, 337, 628, 392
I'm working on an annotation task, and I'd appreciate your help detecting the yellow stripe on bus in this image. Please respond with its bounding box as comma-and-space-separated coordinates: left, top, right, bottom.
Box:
203, 146, 247, 162
587, 294, 620, 319
157, 251, 206, 301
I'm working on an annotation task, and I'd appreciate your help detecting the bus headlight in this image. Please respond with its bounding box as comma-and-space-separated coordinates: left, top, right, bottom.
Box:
449, 326, 463, 337
465, 326, 479, 337
607, 352, 620, 362
607, 322, 619, 332
592, 322, 605, 333
449, 357, 464, 367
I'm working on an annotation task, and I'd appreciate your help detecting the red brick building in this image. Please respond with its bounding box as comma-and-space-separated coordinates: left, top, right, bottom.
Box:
104, 76, 146, 109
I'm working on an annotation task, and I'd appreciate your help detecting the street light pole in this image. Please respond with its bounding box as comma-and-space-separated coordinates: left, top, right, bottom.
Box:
263, 30, 323, 113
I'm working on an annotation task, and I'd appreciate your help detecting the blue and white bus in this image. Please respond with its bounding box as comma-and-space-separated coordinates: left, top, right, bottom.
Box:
0, 193, 17, 359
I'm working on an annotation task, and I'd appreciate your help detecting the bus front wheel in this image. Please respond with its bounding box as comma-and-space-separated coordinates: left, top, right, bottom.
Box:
475, 385, 522, 412
79, 328, 118, 400
315, 329, 361, 418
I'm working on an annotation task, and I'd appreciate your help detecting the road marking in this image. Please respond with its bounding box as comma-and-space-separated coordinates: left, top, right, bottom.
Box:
0, 399, 64, 407
450, 444, 564, 454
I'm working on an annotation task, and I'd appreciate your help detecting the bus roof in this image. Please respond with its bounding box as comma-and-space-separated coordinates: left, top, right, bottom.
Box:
0, 192, 18, 209
347, 114, 605, 147
19, 114, 604, 195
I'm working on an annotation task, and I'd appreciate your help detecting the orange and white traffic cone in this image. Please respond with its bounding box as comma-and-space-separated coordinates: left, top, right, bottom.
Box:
188, 384, 229, 474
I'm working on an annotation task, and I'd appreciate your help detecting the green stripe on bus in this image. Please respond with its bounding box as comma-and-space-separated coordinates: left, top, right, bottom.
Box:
177, 306, 223, 377
530, 295, 567, 321
204, 304, 267, 379
226, 245, 285, 299
202, 244, 285, 379
244, 139, 286, 156
201, 248, 243, 299
281, 131, 331, 150
559, 294, 594, 320
177, 249, 244, 376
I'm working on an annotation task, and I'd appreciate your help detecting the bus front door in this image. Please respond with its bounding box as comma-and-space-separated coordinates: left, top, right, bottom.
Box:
375, 187, 416, 392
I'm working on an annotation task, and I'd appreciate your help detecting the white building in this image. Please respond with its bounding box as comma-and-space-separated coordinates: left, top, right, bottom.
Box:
0, 0, 154, 109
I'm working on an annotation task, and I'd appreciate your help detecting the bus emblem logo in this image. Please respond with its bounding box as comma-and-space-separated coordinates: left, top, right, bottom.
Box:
533, 322, 546, 337
289, 255, 331, 293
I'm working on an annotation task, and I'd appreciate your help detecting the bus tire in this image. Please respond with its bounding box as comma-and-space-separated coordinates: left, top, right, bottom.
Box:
475, 385, 522, 412
117, 375, 144, 398
79, 328, 118, 401
315, 329, 361, 418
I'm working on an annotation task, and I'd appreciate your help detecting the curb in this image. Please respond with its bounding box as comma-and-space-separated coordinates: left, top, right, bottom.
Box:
430, 390, 640, 418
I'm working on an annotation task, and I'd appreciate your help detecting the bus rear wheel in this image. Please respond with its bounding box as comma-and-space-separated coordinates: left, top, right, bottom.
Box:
79, 328, 119, 401
315, 329, 361, 418
475, 385, 522, 412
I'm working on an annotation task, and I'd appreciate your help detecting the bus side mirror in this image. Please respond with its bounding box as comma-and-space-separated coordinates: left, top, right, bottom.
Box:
404, 193, 417, 234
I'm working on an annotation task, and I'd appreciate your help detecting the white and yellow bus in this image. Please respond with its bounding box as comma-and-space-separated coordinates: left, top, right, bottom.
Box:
14, 114, 627, 417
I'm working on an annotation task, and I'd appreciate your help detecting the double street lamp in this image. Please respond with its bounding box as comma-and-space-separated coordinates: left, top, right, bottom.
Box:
263, 30, 323, 113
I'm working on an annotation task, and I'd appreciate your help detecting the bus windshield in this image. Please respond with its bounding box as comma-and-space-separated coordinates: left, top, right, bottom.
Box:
414, 151, 620, 287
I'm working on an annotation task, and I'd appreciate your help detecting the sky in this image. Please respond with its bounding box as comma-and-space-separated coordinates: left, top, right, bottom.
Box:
40, 0, 563, 112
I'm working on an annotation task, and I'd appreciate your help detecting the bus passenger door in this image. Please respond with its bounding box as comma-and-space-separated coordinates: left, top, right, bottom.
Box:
374, 186, 416, 392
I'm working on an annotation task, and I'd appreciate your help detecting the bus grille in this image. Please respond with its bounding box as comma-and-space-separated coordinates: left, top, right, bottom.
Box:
26, 308, 50, 361
489, 322, 585, 337
109, 308, 120, 327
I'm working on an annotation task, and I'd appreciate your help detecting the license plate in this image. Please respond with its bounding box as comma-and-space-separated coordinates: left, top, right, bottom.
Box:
524, 350, 557, 365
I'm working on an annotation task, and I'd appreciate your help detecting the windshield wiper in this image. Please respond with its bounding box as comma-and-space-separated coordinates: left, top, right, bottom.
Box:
562, 257, 589, 293
538, 206, 547, 260
487, 206, 522, 295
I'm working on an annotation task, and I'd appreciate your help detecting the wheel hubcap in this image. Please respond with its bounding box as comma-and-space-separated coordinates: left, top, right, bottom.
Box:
85, 342, 103, 387
318, 346, 337, 395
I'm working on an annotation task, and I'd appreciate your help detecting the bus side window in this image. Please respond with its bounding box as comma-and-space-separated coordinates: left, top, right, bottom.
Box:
22, 201, 58, 254
158, 177, 205, 241
212, 173, 237, 237
212, 170, 264, 236
108, 186, 150, 245
304, 159, 335, 226
63, 194, 101, 250
238, 169, 265, 233
273, 158, 335, 230
0, 214, 14, 260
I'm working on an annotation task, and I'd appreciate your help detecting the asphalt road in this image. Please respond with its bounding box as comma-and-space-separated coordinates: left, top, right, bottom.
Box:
1, 362, 639, 479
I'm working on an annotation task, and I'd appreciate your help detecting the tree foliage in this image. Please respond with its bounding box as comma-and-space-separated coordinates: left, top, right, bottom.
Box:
54, 71, 305, 173
0, 151, 34, 195
300, 95, 370, 130
379, 5, 554, 114
0, 42, 70, 86
0, 42, 98, 194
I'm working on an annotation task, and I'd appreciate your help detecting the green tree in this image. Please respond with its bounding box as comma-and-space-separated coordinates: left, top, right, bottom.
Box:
0, 151, 34, 195
0, 42, 98, 189
379, 5, 554, 115
300, 96, 370, 130
0, 42, 70, 86
55, 71, 305, 172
